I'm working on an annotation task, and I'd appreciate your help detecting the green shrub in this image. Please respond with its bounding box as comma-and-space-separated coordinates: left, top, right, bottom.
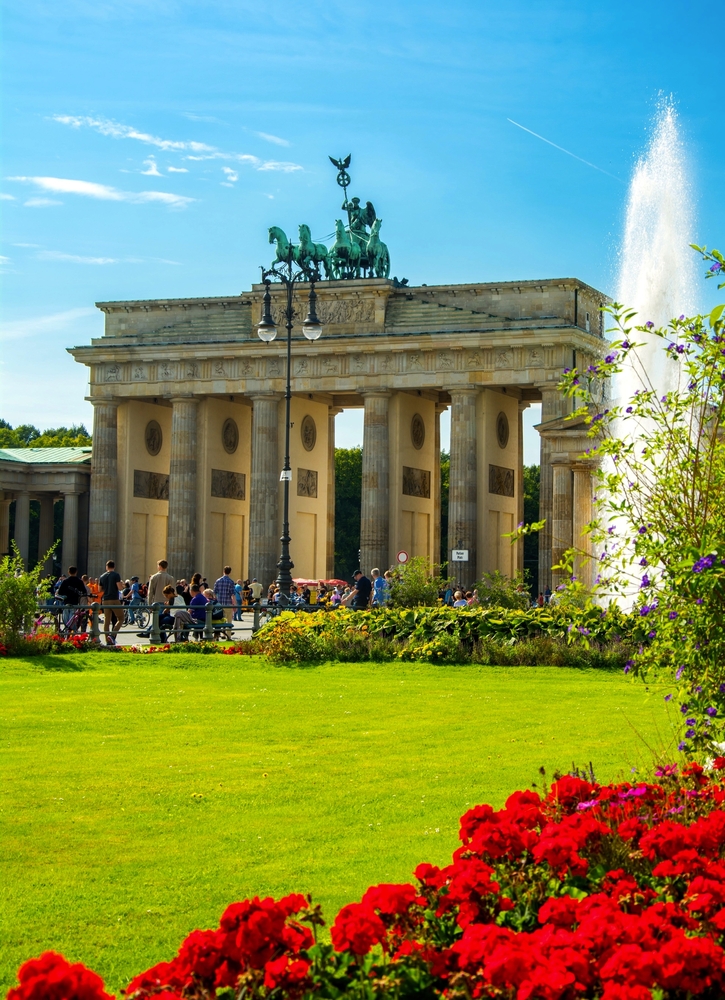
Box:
475, 570, 530, 609
0, 543, 54, 645
389, 556, 451, 608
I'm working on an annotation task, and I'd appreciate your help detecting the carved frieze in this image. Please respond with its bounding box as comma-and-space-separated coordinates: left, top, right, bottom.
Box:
267, 358, 281, 377
132, 363, 147, 381
402, 466, 430, 498
437, 351, 454, 371
105, 363, 122, 382
211, 469, 245, 500
213, 359, 228, 377
297, 468, 318, 497
158, 362, 175, 380
495, 349, 513, 369
134, 470, 169, 500
489, 464, 515, 497
184, 360, 201, 379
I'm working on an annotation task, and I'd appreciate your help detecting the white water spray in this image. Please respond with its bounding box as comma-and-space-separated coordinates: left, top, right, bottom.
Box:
615, 101, 697, 395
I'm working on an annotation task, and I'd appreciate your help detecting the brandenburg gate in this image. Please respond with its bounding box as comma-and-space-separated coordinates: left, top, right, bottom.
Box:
69, 158, 607, 591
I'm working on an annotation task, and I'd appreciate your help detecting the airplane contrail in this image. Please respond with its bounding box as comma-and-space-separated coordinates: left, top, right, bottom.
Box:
507, 118, 624, 183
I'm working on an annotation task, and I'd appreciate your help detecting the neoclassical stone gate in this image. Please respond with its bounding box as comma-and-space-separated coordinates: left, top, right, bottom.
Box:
69, 275, 607, 589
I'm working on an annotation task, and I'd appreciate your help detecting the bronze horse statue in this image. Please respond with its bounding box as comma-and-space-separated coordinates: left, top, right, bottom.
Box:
328, 219, 362, 279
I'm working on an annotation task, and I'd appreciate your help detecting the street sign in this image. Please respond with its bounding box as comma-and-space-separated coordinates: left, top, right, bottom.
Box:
451, 549, 469, 562
280, 469, 292, 481
397, 550, 409, 564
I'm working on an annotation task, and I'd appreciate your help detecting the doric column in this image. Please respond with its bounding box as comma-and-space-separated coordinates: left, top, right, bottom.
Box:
14, 492, 31, 566
248, 393, 281, 588
517, 402, 528, 575
551, 461, 573, 589
38, 496, 55, 574
448, 387, 479, 587
360, 391, 390, 574
88, 399, 119, 577
326, 407, 342, 579
62, 492, 80, 571
572, 464, 595, 590
538, 387, 568, 592
166, 396, 199, 580
433, 402, 447, 569
0, 496, 11, 557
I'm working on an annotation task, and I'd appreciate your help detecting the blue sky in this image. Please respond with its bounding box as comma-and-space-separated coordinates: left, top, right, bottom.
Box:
1, 0, 721, 461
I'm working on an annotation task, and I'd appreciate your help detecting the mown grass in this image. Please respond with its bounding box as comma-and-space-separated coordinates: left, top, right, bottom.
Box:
0, 654, 675, 994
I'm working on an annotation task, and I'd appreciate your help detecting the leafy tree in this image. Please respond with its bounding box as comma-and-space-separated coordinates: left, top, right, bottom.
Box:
0, 421, 91, 448
558, 244, 725, 755
334, 447, 362, 581
523, 464, 540, 594
440, 449, 449, 565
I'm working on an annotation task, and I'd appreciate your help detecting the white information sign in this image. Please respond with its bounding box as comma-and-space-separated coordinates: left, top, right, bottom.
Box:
451, 549, 469, 562
280, 469, 292, 481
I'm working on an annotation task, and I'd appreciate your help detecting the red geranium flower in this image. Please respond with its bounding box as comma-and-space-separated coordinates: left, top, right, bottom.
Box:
8, 952, 114, 1000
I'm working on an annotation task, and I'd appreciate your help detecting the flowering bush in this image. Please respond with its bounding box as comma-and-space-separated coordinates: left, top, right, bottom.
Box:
0, 629, 94, 657
559, 247, 725, 755
13, 764, 725, 998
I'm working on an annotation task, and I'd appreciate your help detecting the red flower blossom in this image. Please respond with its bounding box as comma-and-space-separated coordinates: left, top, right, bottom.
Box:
330, 902, 386, 955
8, 952, 115, 1000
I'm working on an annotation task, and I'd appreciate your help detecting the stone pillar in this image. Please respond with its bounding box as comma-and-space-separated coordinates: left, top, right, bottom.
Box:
433, 403, 447, 569
77, 491, 90, 575
551, 461, 573, 589
572, 464, 594, 590
448, 387, 478, 587
538, 387, 568, 592
248, 394, 281, 588
517, 403, 528, 575
326, 407, 342, 579
15, 492, 31, 566
38, 496, 55, 574
166, 396, 199, 581
62, 492, 79, 571
360, 391, 390, 574
0, 496, 11, 557
88, 399, 119, 577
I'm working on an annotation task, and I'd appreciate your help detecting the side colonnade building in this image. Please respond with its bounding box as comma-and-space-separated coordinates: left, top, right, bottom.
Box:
67, 276, 608, 590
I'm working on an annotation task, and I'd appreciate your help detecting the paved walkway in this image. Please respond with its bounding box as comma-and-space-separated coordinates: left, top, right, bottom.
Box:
98, 611, 257, 647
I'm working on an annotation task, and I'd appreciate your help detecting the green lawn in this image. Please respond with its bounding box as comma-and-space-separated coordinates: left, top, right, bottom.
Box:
0, 654, 675, 994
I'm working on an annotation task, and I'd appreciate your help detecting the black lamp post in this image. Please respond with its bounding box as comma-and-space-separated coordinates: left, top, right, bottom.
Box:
257, 258, 323, 607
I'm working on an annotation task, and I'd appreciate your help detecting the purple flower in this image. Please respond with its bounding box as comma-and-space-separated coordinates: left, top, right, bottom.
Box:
710, 262, 722, 272
676, 344, 685, 354
640, 558, 648, 567
664, 693, 673, 702
719, 683, 725, 694
680, 703, 689, 714
696, 598, 704, 605
639, 605, 651, 616
624, 660, 633, 674
692, 555, 715, 573
646, 321, 654, 329
648, 630, 656, 639
668, 611, 678, 620
576, 800, 598, 810
686, 718, 696, 726
695, 685, 703, 692
678, 741, 689, 752
626, 406, 633, 413
577, 626, 590, 635
638, 526, 647, 535
676, 666, 685, 680
707, 707, 718, 717
622, 340, 631, 349
605, 353, 617, 363
686, 728, 696, 738
640, 575, 650, 588
679, 314, 685, 321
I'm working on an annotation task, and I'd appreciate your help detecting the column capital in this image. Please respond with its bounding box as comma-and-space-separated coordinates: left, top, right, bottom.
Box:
169, 394, 200, 405
249, 391, 283, 402
446, 385, 479, 398
360, 388, 392, 398
87, 396, 119, 409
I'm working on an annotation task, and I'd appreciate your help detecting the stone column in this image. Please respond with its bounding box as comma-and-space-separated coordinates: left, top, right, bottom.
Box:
572, 464, 594, 590
88, 399, 119, 577
448, 387, 478, 587
0, 496, 11, 557
326, 407, 342, 579
517, 402, 528, 575
14, 492, 31, 566
538, 387, 568, 592
360, 391, 390, 574
62, 492, 80, 572
248, 394, 281, 588
166, 396, 199, 581
551, 461, 573, 590
433, 403, 447, 569
38, 496, 55, 574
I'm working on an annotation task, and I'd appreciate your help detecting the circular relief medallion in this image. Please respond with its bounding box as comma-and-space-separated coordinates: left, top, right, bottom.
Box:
145, 420, 162, 456
222, 417, 239, 455
496, 411, 510, 449
411, 413, 425, 450
301, 414, 317, 452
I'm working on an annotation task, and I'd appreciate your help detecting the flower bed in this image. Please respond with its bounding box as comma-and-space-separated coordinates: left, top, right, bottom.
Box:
10, 762, 725, 999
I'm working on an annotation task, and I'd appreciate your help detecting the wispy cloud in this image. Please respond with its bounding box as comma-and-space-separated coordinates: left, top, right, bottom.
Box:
254, 131, 290, 147
141, 156, 162, 176
0, 306, 97, 343
25, 197, 63, 207
52, 114, 302, 172
0, 193, 15, 201
8, 176, 194, 208
221, 167, 238, 187
167, 166, 188, 173
34, 249, 181, 265
182, 112, 228, 125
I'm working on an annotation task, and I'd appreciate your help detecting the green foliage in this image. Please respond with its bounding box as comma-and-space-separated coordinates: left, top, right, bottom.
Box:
334, 447, 362, 580
558, 246, 725, 755
475, 569, 530, 610
0, 420, 92, 449
0, 543, 54, 645
389, 555, 450, 608
440, 448, 450, 565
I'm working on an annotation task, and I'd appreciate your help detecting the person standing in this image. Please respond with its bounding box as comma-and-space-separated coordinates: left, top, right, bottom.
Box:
127, 576, 143, 624
57, 566, 88, 631
344, 570, 372, 610
371, 568, 387, 607
99, 560, 123, 645
213, 566, 236, 626
233, 579, 244, 621
250, 578, 263, 604
148, 560, 175, 606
